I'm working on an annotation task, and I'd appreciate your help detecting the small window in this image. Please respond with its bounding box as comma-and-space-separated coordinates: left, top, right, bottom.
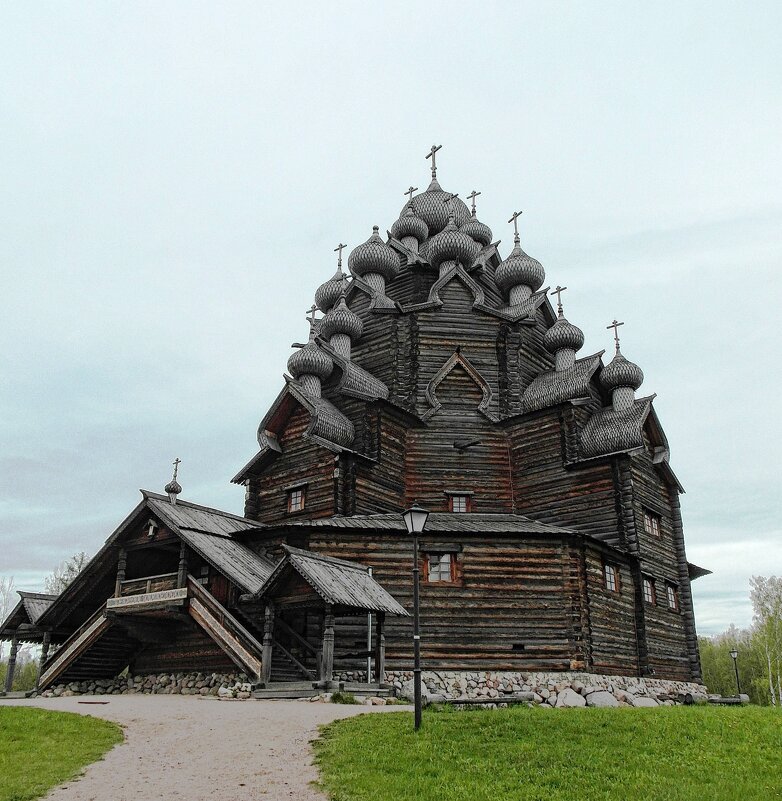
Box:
287, 487, 305, 513
643, 509, 661, 538
603, 563, 619, 593
449, 494, 470, 513
427, 553, 454, 583
666, 584, 679, 611
642, 576, 656, 605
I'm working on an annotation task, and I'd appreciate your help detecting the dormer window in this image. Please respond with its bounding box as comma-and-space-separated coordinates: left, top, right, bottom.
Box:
287, 486, 306, 513
445, 490, 472, 513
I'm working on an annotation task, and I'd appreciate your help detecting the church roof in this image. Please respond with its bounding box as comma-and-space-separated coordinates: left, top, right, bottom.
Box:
257, 545, 409, 615
521, 353, 603, 413
579, 395, 656, 459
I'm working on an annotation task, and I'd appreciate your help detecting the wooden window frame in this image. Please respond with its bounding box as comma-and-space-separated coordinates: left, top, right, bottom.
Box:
643, 508, 662, 538
642, 576, 657, 605
666, 583, 679, 611
603, 563, 620, 593
287, 486, 306, 514
449, 494, 471, 513
424, 552, 457, 584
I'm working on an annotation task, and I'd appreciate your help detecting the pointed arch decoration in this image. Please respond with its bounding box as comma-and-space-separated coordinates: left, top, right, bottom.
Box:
422, 350, 496, 422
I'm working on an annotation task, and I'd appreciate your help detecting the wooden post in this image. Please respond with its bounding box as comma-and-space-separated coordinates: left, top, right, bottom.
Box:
114, 547, 127, 597
261, 602, 275, 685
321, 604, 335, 685
4, 631, 19, 694
36, 630, 51, 690
374, 612, 385, 684
177, 542, 188, 589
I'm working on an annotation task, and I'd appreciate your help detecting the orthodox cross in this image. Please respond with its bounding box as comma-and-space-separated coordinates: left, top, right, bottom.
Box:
551, 285, 567, 316
607, 319, 624, 352
307, 304, 318, 327
404, 186, 418, 205
426, 144, 442, 179
171, 458, 180, 482
466, 190, 481, 215
442, 192, 459, 220
508, 210, 523, 241
334, 242, 346, 268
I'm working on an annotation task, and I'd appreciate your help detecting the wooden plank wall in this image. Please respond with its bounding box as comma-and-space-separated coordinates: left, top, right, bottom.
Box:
132, 620, 237, 674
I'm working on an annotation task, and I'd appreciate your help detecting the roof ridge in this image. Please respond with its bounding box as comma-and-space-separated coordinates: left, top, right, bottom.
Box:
284, 544, 369, 571
142, 490, 263, 525
18, 591, 58, 600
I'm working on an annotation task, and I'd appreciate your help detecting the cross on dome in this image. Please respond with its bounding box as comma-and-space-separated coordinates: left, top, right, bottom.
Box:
551, 285, 568, 316
306, 304, 318, 326
426, 144, 442, 179
607, 319, 624, 353
404, 186, 418, 205
466, 190, 481, 215
171, 458, 180, 480
334, 243, 347, 268
442, 192, 459, 222
508, 210, 523, 243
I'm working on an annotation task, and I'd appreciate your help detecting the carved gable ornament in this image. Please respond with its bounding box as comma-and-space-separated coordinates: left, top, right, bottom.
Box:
422, 350, 496, 422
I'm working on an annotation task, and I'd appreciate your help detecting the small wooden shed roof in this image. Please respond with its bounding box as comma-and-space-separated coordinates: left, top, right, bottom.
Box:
0, 591, 58, 640
257, 546, 408, 616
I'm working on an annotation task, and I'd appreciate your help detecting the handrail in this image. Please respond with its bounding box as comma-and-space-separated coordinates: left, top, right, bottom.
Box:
120, 571, 178, 584
41, 603, 106, 673
272, 638, 315, 680
275, 617, 318, 657
186, 576, 264, 656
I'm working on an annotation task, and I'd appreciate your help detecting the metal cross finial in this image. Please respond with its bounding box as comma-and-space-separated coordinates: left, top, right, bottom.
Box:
404, 186, 418, 205
442, 192, 459, 221
334, 243, 346, 268
508, 210, 523, 242
172, 458, 180, 482
307, 304, 318, 325
426, 144, 442, 179
551, 285, 567, 316
466, 190, 481, 216
607, 319, 624, 353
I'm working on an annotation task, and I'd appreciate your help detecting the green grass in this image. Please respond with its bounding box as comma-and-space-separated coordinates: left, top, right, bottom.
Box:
0, 707, 123, 801
314, 706, 782, 801
330, 691, 359, 704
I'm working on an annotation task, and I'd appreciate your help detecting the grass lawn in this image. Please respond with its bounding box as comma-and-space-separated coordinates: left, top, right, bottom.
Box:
315, 706, 782, 801
0, 707, 123, 801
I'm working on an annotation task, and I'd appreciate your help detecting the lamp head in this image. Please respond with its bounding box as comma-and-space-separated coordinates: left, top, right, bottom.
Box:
402, 502, 430, 535
729, 649, 738, 660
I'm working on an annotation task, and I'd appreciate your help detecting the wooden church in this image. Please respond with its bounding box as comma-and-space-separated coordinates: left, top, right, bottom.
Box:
2, 148, 709, 696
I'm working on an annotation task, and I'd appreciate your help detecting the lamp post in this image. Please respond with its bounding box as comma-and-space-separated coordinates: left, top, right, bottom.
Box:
729, 648, 741, 697
402, 502, 429, 731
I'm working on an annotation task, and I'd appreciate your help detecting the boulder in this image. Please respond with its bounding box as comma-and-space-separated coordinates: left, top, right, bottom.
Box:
585, 691, 619, 708
630, 696, 659, 707
555, 688, 586, 708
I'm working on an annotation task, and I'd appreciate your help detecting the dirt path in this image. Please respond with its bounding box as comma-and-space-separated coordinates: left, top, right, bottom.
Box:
5, 695, 406, 801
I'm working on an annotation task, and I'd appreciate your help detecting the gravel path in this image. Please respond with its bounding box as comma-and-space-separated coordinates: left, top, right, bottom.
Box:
4, 695, 407, 801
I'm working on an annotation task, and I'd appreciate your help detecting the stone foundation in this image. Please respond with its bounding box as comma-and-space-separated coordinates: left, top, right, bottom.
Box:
38, 672, 252, 699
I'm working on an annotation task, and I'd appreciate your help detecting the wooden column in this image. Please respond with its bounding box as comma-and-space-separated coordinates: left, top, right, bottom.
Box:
177, 542, 188, 588
374, 612, 385, 684
261, 602, 275, 685
114, 547, 127, 597
320, 604, 335, 684
4, 631, 19, 694
36, 630, 51, 690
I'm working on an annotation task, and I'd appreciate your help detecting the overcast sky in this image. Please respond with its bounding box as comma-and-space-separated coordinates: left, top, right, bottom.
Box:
1, 2, 780, 635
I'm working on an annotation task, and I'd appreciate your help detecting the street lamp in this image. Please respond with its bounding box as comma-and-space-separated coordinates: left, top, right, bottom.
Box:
403, 502, 429, 731
729, 648, 741, 697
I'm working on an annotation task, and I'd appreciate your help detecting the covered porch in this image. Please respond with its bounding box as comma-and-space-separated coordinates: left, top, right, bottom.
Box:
254, 546, 408, 692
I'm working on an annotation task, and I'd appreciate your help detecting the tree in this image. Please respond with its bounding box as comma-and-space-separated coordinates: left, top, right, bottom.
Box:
0, 576, 16, 661
44, 552, 89, 595
750, 575, 782, 708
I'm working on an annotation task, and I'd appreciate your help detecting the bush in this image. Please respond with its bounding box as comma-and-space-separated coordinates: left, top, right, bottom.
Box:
330, 691, 358, 704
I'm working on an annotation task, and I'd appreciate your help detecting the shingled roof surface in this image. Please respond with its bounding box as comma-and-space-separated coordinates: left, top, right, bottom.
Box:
521, 353, 602, 413
278, 512, 576, 536
579, 395, 654, 459
260, 546, 408, 616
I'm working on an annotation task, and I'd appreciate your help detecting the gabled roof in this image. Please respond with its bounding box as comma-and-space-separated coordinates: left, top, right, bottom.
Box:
579, 395, 656, 459
0, 591, 58, 638
257, 545, 408, 616
521, 353, 603, 413
274, 512, 577, 536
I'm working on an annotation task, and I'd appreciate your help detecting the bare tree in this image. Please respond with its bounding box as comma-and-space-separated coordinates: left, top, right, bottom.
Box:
0, 576, 16, 662
750, 575, 782, 708
44, 552, 89, 595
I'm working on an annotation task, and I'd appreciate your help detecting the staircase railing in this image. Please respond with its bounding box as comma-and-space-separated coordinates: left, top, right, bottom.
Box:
272, 639, 316, 681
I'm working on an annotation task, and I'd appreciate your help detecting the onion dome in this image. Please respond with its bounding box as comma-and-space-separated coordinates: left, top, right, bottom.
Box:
391, 205, 429, 243
164, 477, 181, 496
460, 213, 493, 247
314, 268, 346, 313
427, 218, 481, 270
600, 351, 644, 391
320, 296, 363, 341
287, 334, 333, 381
402, 179, 471, 236
495, 240, 545, 296
348, 226, 400, 282
544, 316, 585, 354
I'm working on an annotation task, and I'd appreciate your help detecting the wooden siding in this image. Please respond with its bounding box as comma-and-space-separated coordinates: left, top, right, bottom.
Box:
132, 620, 237, 673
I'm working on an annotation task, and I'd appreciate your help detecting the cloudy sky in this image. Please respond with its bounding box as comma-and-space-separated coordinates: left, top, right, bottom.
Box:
1, 2, 780, 634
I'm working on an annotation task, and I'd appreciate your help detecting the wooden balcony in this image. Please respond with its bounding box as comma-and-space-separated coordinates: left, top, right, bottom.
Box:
106, 573, 187, 613
119, 572, 179, 597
